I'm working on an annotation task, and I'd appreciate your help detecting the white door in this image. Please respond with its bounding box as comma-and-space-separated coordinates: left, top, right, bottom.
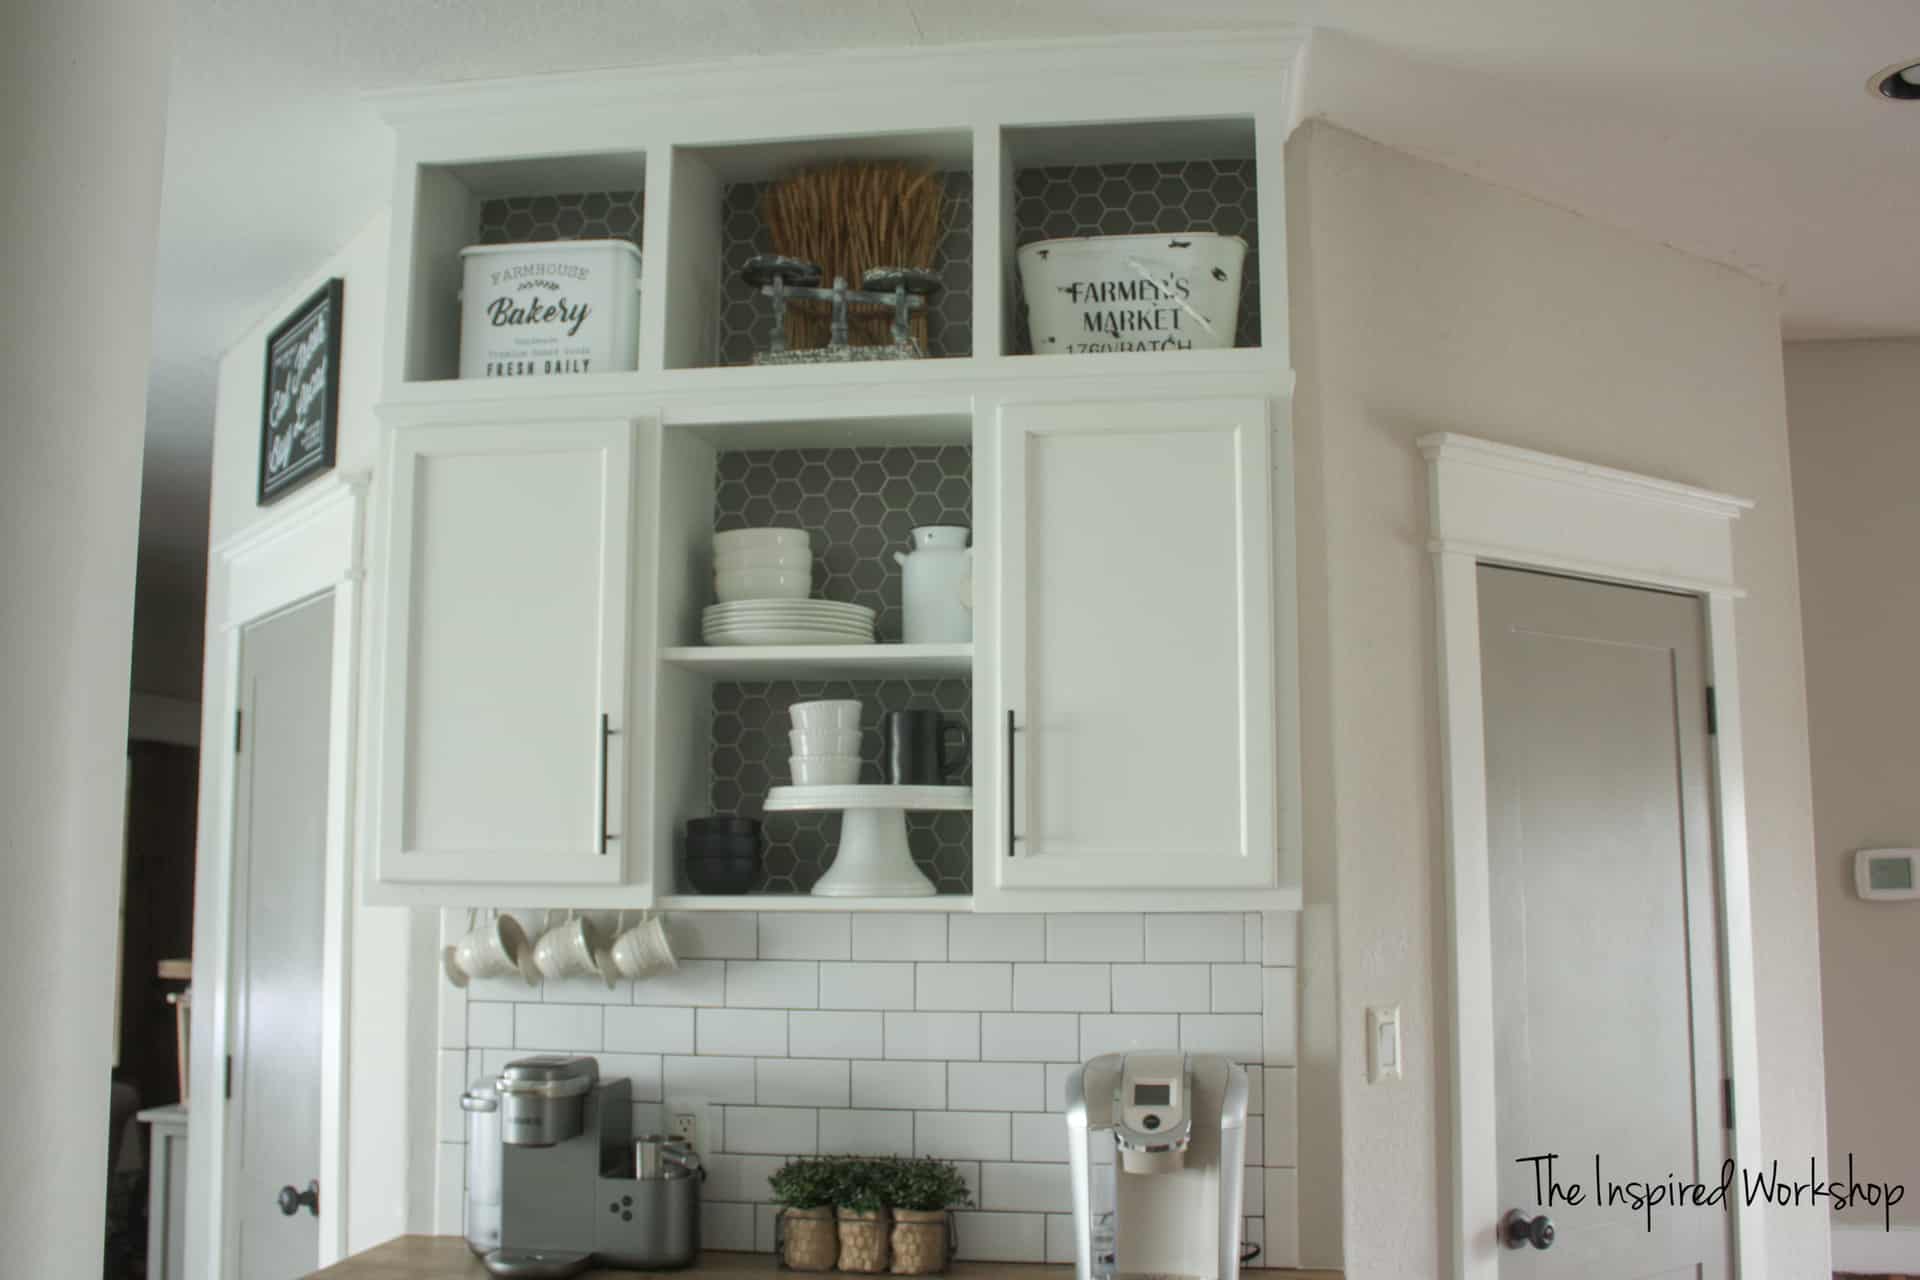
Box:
376, 420, 635, 887
1479, 567, 1729, 1279
229, 596, 333, 1278
995, 398, 1276, 892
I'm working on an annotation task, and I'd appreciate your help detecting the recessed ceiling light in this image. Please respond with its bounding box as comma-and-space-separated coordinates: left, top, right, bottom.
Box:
1869, 59, 1920, 100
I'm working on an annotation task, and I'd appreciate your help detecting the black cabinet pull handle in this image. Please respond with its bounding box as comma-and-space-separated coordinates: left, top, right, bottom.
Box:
599, 713, 619, 853
1006, 709, 1019, 857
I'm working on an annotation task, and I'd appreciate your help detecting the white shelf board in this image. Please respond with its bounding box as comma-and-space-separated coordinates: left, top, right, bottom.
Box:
765, 784, 971, 813
661, 643, 971, 679
657, 893, 972, 913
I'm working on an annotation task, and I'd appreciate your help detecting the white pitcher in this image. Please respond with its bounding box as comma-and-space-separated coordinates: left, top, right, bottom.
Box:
894, 526, 973, 643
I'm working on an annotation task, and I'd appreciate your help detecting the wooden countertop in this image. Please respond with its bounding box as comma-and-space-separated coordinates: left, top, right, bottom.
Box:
307, 1235, 1340, 1279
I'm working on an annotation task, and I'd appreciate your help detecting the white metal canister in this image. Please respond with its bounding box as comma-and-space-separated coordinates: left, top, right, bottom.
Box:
458, 240, 642, 378
1017, 232, 1246, 355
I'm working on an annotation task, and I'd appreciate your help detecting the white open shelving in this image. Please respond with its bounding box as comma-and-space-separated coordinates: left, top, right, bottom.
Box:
660, 643, 971, 680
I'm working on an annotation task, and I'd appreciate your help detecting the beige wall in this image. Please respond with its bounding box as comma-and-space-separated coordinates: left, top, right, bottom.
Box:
1786, 339, 1920, 1230
0, 0, 173, 1268
1285, 121, 1829, 1276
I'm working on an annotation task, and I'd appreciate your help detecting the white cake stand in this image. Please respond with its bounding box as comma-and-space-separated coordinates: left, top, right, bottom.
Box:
763, 785, 973, 898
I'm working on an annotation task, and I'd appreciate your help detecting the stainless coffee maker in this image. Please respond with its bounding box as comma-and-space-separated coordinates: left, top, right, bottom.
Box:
1066, 1052, 1250, 1280
483, 1055, 701, 1278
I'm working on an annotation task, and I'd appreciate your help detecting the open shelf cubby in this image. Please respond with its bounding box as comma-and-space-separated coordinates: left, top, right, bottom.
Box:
658, 130, 973, 370
1000, 118, 1261, 357
401, 151, 650, 384
650, 414, 976, 903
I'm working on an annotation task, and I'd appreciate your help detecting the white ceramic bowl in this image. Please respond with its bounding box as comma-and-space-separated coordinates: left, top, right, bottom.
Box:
790, 754, 861, 786
1018, 232, 1247, 355
790, 728, 861, 757
715, 545, 812, 572
714, 527, 809, 552
790, 699, 863, 732
715, 569, 811, 602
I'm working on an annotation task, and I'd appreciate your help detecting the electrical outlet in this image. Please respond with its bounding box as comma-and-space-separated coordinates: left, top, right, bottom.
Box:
667, 1101, 705, 1154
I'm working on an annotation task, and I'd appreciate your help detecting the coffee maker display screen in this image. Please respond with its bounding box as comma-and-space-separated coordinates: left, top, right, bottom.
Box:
1133, 1083, 1171, 1106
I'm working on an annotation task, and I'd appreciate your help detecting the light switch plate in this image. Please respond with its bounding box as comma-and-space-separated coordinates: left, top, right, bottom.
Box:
1367, 1006, 1401, 1083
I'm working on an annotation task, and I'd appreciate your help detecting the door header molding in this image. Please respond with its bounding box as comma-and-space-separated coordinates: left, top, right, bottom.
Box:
1422, 432, 1764, 1280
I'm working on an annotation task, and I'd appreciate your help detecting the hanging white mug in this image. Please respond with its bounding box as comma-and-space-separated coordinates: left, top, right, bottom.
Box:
452, 909, 536, 986
612, 912, 678, 980
533, 909, 604, 983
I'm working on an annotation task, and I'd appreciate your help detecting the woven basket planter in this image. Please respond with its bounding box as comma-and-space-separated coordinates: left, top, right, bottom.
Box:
837, 1208, 891, 1273
781, 1206, 838, 1272
889, 1208, 950, 1275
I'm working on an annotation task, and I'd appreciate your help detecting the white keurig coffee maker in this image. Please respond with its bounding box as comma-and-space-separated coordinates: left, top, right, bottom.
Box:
1067, 1052, 1250, 1279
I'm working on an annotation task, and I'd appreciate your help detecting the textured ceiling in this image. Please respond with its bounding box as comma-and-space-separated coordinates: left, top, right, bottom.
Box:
139, 0, 1920, 631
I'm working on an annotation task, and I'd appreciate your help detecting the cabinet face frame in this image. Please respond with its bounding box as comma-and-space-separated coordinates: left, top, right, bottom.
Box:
373, 419, 640, 889
988, 396, 1280, 897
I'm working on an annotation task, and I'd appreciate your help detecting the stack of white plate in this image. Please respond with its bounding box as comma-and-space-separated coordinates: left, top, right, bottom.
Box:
701, 600, 877, 647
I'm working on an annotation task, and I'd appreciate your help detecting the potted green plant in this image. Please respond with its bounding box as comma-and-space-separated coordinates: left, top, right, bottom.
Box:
884, 1158, 972, 1275
834, 1158, 894, 1273
769, 1158, 841, 1271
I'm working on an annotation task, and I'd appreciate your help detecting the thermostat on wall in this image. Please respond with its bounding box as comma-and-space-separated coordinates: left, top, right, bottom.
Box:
1854, 849, 1920, 900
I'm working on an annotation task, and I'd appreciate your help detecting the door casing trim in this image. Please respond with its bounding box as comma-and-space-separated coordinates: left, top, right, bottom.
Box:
184, 473, 367, 1276
1419, 433, 1762, 1280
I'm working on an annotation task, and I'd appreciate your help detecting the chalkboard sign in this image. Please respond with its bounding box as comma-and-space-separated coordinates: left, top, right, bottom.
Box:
257, 278, 343, 505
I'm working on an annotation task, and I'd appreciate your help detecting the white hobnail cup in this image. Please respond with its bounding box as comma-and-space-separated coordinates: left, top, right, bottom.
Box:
790, 754, 861, 786
789, 699, 863, 732
790, 728, 861, 756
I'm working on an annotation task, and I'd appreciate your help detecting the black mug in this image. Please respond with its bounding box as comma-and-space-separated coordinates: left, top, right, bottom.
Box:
885, 710, 969, 785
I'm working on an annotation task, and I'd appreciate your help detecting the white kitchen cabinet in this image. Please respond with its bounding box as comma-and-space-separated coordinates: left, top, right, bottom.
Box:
991, 397, 1280, 896
373, 419, 642, 891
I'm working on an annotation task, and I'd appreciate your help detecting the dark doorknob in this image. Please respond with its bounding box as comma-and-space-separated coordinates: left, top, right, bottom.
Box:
1502, 1209, 1554, 1250
277, 1181, 319, 1217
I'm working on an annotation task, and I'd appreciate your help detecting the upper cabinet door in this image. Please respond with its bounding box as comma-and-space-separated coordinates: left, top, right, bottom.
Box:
996, 398, 1277, 892
376, 420, 637, 887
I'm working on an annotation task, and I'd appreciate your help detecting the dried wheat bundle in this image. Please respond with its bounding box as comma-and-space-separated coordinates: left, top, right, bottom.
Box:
763, 162, 943, 349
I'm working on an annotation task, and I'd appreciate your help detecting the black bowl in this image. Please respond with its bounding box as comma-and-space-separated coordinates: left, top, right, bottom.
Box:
684, 817, 761, 894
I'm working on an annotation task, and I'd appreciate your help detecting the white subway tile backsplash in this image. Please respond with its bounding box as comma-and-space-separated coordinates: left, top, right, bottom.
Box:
953, 1210, 1045, 1263
515, 1003, 602, 1050
916, 1111, 1011, 1161
702, 1200, 757, 1251
759, 914, 850, 960
1243, 912, 1264, 963
1013, 964, 1110, 1012
664, 1055, 757, 1104
1180, 1013, 1264, 1063
916, 963, 1011, 1011
1262, 969, 1297, 1065
632, 959, 726, 1007
1264, 1169, 1299, 1267
1145, 913, 1245, 962
756, 1058, 850, 1107
1244, 1117, 1264, 1170
949, 914, 1046, 962
1244, 1164, 1265, 1210
594, 1053, 663, 1102
1012, 1112, 1069, 1163
1212, 963, 1263, 1013
980, 1161, 1072, 1213
726, 960, 818, 1009
948, 1061, 1044, 1113
697, 1008, 788, 1057
724, 1106, 819, 1155
1046, 1213, 1077, 1265
541, 975, 632, 1005
1261, 912, 1299, 967
982, 1014, 1079, 1063
1046, 915, 1143, 962
818, 962, 914, 1010
1044, 1063, 1077, 1113
467, 1002, 515, 1048
1111, 964, 1211, 1013
1243, 1216, 1266, 1266
1264, 1067, 1297, 1167
851, 1060, 945, 1110
819, 1108, 914, 1157
605, 1006, 694, 1055
789, 1011, 883, 1060
1245, 1060, 1265, 1115
1080, 1013, 1178, 1060
851, 913, 947, 961
755, 1204, 781, 1253
885, 1012, 979, 1061
669, 912, 757, 959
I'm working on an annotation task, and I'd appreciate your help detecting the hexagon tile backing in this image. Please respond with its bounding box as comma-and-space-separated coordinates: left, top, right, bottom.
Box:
710, 679, 973, 896
717, 173, 973, 367
707, 444, 974, 895
476, 190, 645, 248
1012, 158, 1260, 354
